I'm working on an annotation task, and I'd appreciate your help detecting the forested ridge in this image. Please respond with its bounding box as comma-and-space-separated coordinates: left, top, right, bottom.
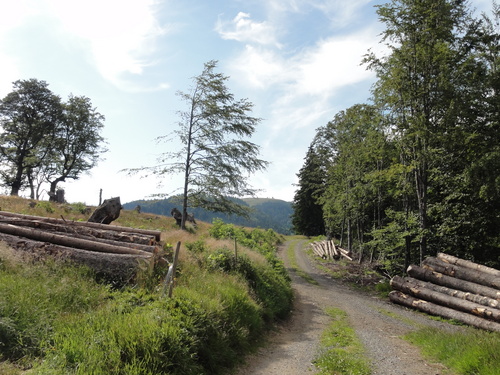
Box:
292, 0, 500, 273
123, 197, 293, 235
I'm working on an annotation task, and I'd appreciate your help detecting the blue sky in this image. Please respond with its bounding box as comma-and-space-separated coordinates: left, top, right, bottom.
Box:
0, 0, 492, 205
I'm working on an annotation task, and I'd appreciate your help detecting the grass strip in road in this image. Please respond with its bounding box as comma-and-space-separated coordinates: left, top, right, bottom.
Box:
405, 327, 500, 375
314, 307, 372, 375
286, 240, 319, 285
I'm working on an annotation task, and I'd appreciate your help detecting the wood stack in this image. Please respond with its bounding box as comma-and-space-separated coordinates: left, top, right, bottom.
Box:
390, 253, 500, 332
310, 240, 353, 261
0, 210, 164, 284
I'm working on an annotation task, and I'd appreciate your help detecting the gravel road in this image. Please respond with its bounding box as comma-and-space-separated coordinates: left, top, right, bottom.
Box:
236, 240, 458, 375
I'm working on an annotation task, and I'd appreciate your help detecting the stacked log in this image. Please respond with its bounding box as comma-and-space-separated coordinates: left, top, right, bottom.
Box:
0, 210, 164, 284
310, 240, 353, 261
390, 253, 500, 332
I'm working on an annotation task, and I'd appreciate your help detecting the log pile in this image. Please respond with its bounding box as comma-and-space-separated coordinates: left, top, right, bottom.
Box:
310, 240, 353, 261
390, 253, 500, 332
0, 210, 164, 284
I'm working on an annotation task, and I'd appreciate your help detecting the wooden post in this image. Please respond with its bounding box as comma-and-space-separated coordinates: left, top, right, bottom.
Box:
166, 241, 181, 298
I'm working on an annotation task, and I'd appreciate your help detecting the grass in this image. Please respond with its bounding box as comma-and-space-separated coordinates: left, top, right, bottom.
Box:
314, 307, 372, 375
405, 327, 500, 375
0, 195, 293, 374
286, 239, 319, 285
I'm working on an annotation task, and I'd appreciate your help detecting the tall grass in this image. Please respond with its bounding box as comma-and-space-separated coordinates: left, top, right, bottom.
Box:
0, 197, 293, 374
406, 327, 500, 375
314, 308, 372, 375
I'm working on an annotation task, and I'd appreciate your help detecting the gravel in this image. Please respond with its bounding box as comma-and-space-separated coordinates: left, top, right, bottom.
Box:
236, 240, 457, 375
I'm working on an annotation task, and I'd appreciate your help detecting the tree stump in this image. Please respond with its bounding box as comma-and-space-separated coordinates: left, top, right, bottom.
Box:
88, 197, 122, 224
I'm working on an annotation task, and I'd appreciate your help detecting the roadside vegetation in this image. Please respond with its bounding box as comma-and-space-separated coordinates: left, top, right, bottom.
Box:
0, 195, 292, 374
314, 308, 371, 375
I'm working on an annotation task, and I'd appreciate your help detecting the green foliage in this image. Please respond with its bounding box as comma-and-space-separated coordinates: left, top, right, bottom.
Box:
0, 79, 106, 198
314, 308, 371, 375
0, 215, 293, 374
35, 200, 55, 213
406, 327, 500, 375
207, 219, 292, 319
292, 145, 326, 236
298, 0, 500, 271
0, 260, 108, 362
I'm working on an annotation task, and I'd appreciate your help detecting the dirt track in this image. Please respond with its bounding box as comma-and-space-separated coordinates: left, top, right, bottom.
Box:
236, 239, 458, 375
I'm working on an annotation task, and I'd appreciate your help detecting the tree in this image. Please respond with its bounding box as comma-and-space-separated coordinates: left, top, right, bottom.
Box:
0, 79, 62, 196
291, 145, 325, 236
129, 61, 268, 229
364, 0, 475, 262
44, 95, 106, 201
0, 79, 107, 199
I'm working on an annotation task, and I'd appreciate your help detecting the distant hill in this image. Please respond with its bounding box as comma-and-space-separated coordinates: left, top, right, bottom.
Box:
123, 197, 293, 235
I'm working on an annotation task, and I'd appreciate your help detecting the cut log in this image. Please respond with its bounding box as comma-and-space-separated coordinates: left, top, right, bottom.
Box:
437, 253, 500, 277
391, 276, 500, 321
0, 211, 161, 241
88, 197, 122, 224
423, 257, 500, 290
0, 223, 151, 256
0, 217, 158, 251
394, 276, 499, 309
407, 265, 500, 300
389, 291, 500, 332
0, 233, 150, 284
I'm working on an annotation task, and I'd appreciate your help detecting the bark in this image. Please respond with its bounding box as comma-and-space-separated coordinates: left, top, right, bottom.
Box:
393, 276, 500, 309
0, 216, 157, 249
423, 257, 500, 290
0, 210, 161, 241
88, 197, 122, 224
0, 223, 150, 256
389, 291, 500, 333
437, 253, 500, 277
391, 276, 500, 321
0, 232, 149, 284
407, 265, 500, 300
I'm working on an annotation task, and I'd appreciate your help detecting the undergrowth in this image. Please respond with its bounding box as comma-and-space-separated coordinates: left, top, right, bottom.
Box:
314, 307, 372, 375
0, 196, 293, 374
406, 327, 500, 375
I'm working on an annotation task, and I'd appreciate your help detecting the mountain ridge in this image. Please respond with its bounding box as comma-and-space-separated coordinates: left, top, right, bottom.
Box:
122, 197, 293, 234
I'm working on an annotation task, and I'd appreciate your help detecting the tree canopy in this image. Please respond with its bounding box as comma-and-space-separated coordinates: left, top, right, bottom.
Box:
294, 0, 500, 271
127, 61, 268, 229
0, 79, 107, 199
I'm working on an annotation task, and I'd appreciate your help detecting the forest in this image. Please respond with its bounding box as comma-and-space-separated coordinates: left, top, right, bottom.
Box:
292, 0, 500, 274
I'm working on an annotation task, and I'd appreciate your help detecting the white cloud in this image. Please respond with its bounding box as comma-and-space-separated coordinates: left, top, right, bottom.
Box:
215, 12, 281, 47
44, 0, 167, 88
0, 0, 168, 91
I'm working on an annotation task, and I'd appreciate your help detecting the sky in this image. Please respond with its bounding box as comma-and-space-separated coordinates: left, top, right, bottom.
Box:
0, 0, 493, 206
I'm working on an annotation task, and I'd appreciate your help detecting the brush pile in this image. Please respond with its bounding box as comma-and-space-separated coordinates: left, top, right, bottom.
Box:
390, 253, 500, 332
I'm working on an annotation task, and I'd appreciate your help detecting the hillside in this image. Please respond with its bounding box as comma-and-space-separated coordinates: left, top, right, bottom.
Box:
123, 197, 294, 235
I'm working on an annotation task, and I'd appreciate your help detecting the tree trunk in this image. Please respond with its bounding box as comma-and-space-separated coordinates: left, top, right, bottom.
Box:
0, 232, 149, 284
391, 276, 500, 321
0, 217, 158, 252
393, 275, 500, 309
0, 222, 150, 256
407, 265, 500, 300
88, 197, 122, 224
423, 257, 500, 290
0, 210, 161, 241
389, 291, 500, 332
437, 253, 500, 277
